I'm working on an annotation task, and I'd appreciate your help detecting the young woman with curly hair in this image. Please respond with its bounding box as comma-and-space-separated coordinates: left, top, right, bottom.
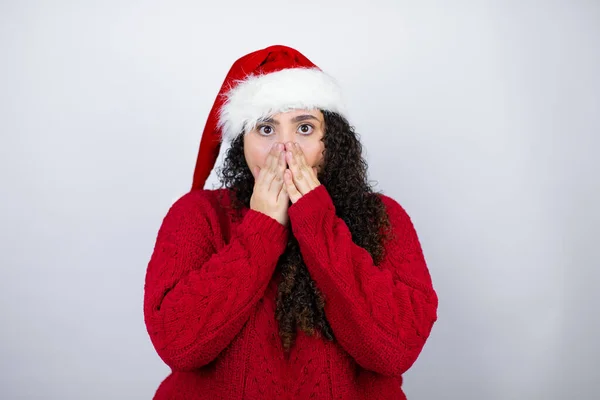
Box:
144, 44, 438, 400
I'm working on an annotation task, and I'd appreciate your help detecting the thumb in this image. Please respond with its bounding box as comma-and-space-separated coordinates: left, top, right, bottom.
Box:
253, 166, 260, 177
278, 182, 289, 202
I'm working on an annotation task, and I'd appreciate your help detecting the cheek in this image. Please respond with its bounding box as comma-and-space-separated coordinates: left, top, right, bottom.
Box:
245, 140, 269, 165
249, 146, 275, 179
301, 142, 325, 166
244, 142, 263, 176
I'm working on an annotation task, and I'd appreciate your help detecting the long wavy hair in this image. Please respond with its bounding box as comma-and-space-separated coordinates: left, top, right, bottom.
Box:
216, 110, 394, 351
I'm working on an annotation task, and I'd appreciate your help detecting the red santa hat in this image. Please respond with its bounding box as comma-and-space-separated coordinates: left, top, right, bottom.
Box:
191, 44, 348, 190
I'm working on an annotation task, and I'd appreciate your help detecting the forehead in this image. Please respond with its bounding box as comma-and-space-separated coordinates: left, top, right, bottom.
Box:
270, 108, 323, 120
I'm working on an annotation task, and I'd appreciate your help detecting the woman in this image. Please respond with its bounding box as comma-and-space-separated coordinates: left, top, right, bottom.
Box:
144, 44, 438, 399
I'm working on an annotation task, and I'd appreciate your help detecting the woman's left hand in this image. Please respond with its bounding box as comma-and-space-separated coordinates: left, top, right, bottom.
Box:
283, 142, 321, 204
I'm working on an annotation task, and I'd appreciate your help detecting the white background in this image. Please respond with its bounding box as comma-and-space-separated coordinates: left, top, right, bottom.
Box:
1, 1, 598, 399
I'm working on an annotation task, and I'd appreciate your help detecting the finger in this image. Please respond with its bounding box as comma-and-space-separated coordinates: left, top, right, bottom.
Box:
294, 143, 316, 180
259, 144, 282, 190
285, 149, 301, 178
297, 144, 309, 167
254, 145, 273, 186
269, 151, 286, 194
286, 149, 308, 195
254, 166, 267, 189
254, 157, 271, 189
284, 169, 301, 203
277, 179, 289, 204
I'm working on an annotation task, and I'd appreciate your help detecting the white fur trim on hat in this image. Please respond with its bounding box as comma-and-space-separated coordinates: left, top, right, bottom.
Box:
217, 67, 346, 142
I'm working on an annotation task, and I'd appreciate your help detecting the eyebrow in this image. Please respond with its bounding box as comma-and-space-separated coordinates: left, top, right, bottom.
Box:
291, 114, 320, 123
258, 114, 320, 125
259, 117, 279, 125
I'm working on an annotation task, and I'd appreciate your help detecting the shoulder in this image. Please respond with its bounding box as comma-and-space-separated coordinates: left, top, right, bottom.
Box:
374, 193, 429, 272
374, 192, 424, 247
151, 189, 232, 253
162, 188, 230, 226
376, 192, 413, 224
170, 188, 228, 210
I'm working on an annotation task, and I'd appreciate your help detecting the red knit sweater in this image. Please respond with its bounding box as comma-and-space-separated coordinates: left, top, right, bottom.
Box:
144, 184, 437, 399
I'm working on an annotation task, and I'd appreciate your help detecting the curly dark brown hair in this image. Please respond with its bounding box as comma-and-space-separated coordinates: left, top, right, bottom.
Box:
216, 110, 394, 351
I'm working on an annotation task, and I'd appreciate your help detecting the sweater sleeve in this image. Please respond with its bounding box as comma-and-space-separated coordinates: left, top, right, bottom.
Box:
287, 185, 438, 378
143, 191, 289, 371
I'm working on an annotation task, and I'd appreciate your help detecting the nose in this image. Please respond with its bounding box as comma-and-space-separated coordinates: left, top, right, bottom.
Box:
276, 127, 298, 148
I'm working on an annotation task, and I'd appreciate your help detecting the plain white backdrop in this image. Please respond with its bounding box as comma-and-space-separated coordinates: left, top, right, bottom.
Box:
1, 1, 598, 399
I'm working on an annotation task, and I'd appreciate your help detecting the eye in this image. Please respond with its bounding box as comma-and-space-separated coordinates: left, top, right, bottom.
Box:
298, 124, 314, 135
258, 125, 274, 136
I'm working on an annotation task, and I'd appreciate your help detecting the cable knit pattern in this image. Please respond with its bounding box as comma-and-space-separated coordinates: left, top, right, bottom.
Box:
144, 186, 437, 399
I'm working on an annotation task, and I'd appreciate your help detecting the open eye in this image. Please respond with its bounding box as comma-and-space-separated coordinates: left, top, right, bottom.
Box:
258, 125, 274, 136
298, 124, 314, 135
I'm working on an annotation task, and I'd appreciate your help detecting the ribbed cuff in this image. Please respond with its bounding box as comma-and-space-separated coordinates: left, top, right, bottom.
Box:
237, 209, 289, 258
288, 184, 335, 227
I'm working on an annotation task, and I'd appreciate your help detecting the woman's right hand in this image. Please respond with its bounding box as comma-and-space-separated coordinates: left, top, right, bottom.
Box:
250, 143, 290, 227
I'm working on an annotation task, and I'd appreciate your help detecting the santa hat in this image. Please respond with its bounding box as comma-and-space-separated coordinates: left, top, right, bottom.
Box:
191, 44, 348, 190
